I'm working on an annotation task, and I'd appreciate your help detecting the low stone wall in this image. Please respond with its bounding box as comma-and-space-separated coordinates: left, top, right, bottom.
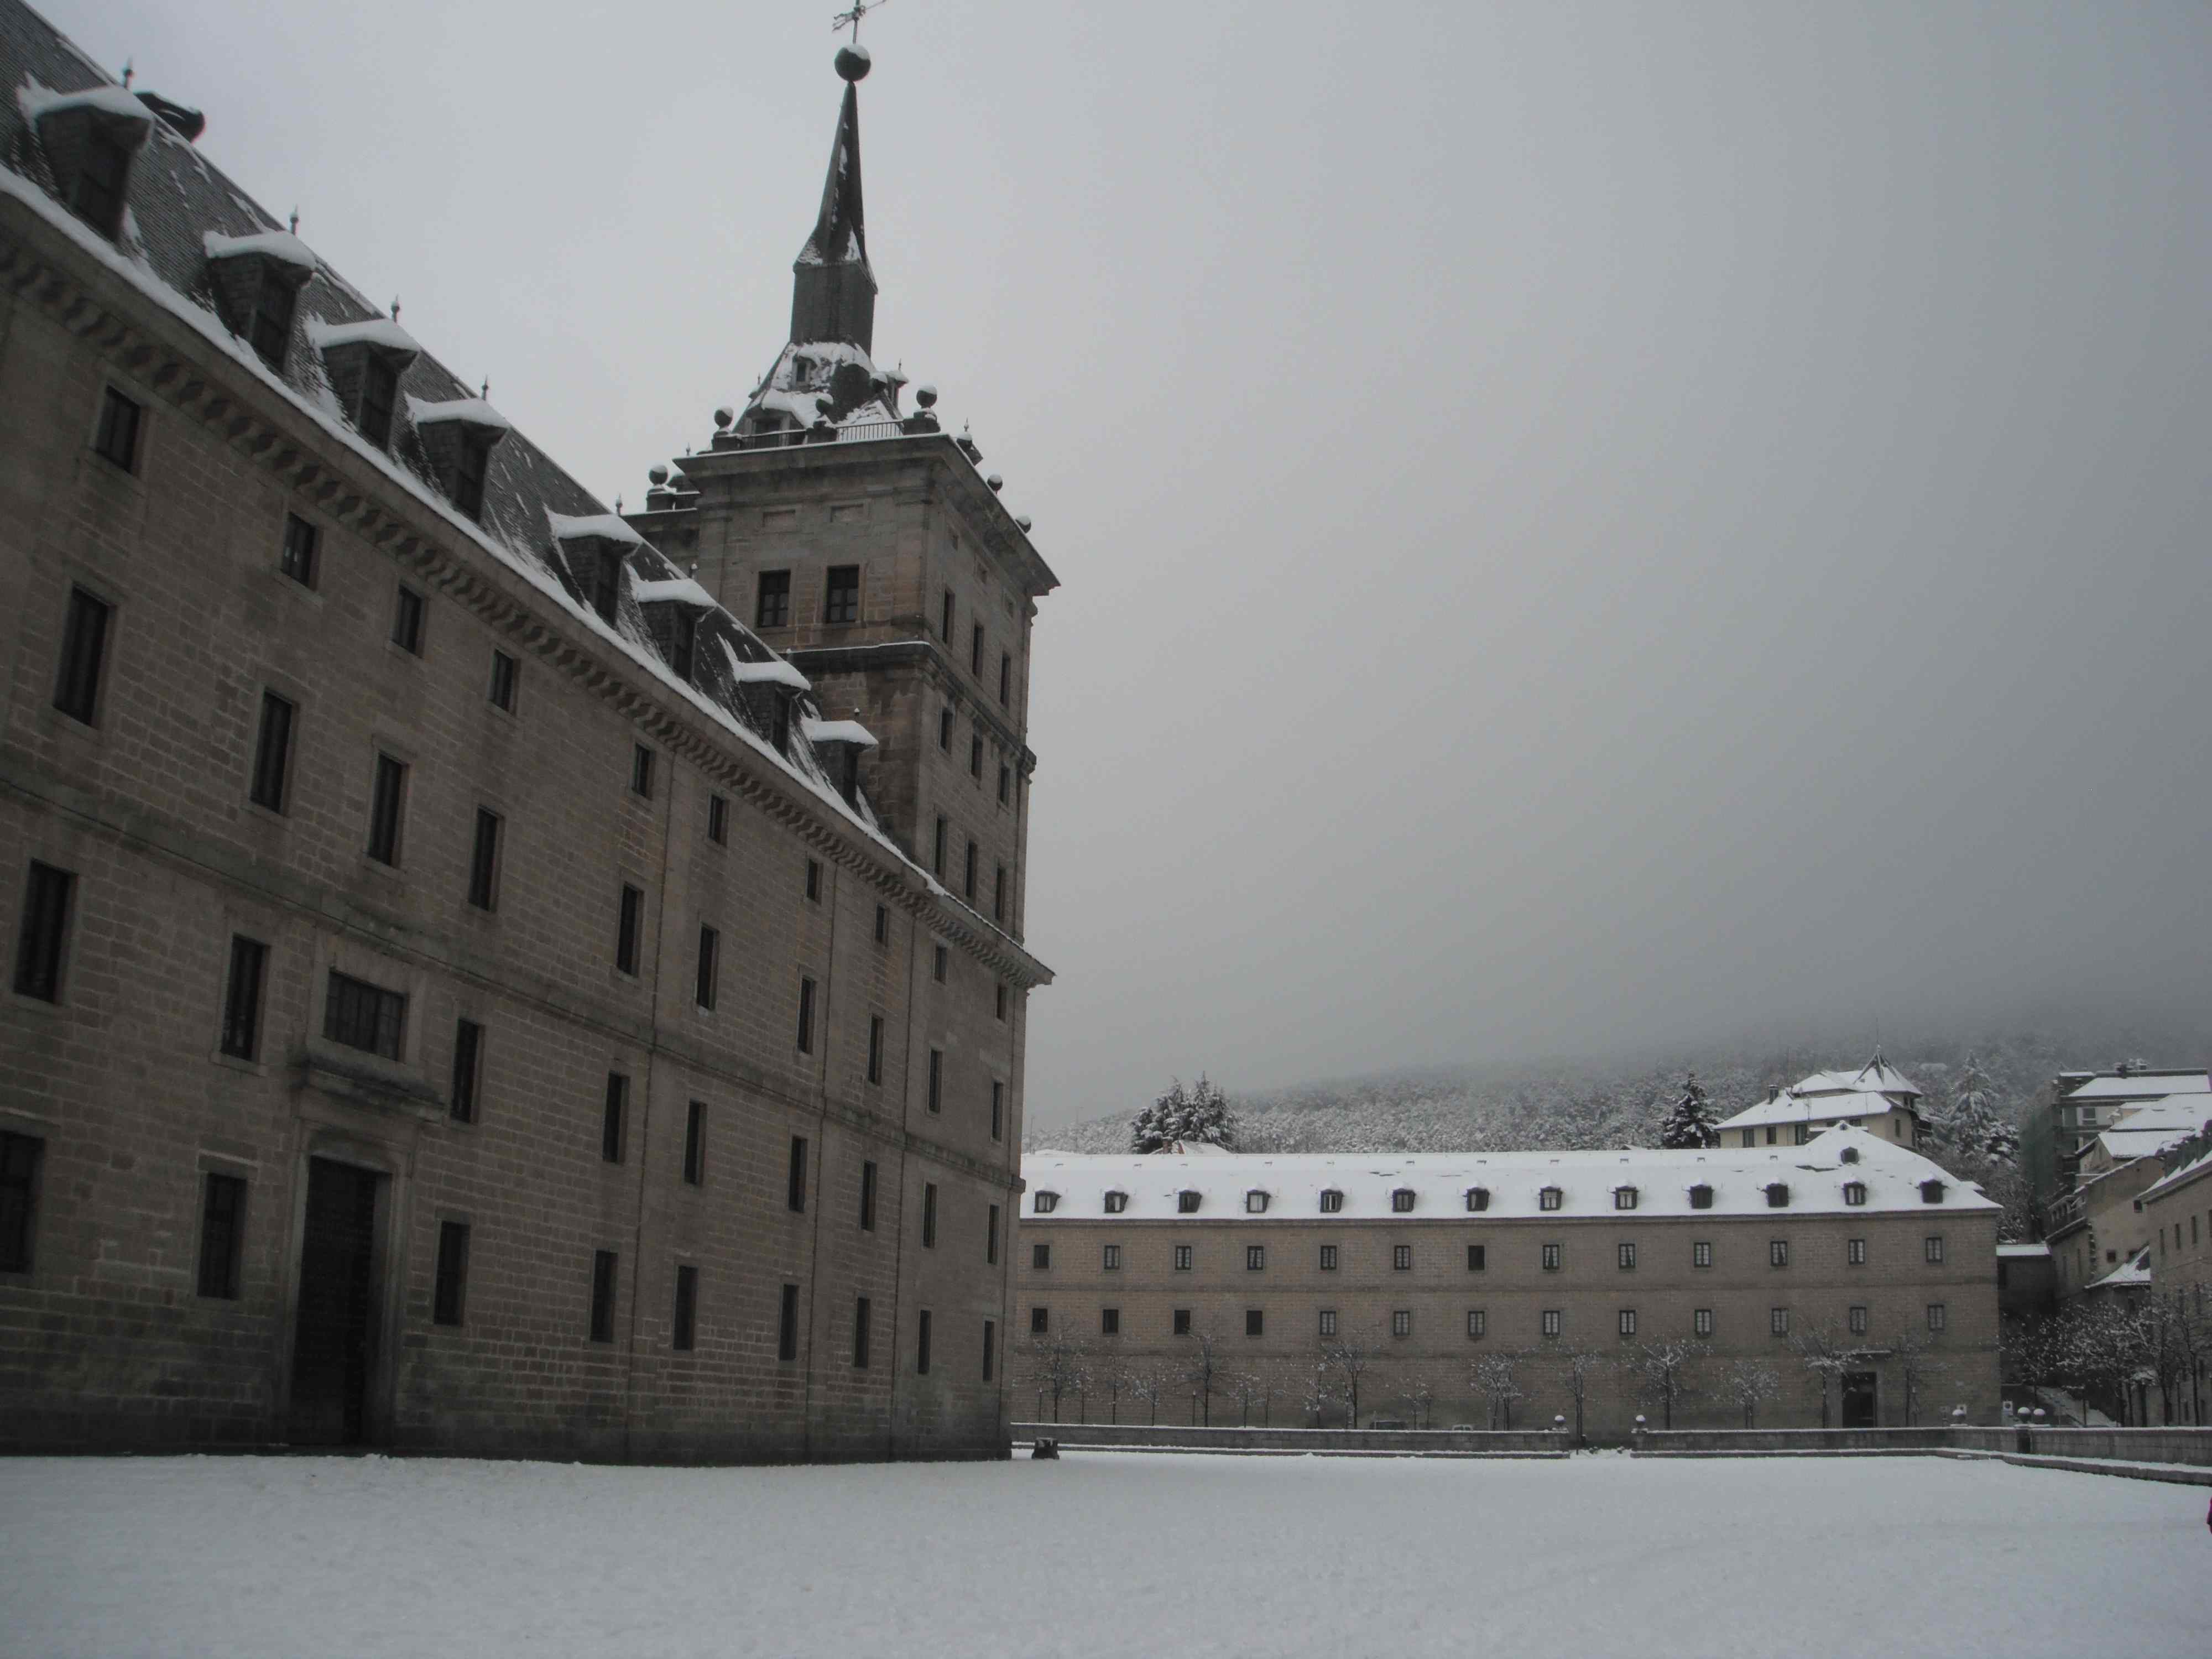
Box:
1979, 1426, 2212, 1467
1011, 1422, 1566, 1456
1634, 1427, 1959, 1456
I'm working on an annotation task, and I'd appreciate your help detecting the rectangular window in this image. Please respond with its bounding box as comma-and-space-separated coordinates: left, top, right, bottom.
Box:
1466, 1244, 1486, 1272
589, 1250, 619, 1343
451, 436, 490, 520
755, 570, 791, 629
1694, 1308, 1714, 1338
466, 809, 502, 910
322, 970, 405, 1060
780, 1284, 801, 1362
1927, 1302, 1947, 1332
999, 651, 1011, 706
927, 1048, 942, 1113
983, 1318, 996, 1380
1246, 1244, 1266, 1272
964, 841, 977, 902
1032, 1241, 1050, 1271
390, 585, 425, 654
1392, 1244, 1412, 1272
488, 649, 518, 712
219, 935, 268, 1060
1103, 1243, 1121, 1271
1030, 1306, 1048, 1335
667, 610, 698, 683
682, 1100, 706, 1186
1541, 1243, 1562, 1271
998, 763, 1011, 805
1693, 1240, 1713, 1269
969, 732, 983, 779
1391, 1310, 1412, 1338
941, 591, 954, 641
995, 983, 1009, 1021
1848, 1238, 1867, 1266
1618, 1241, 1637, 1270
0, 1133, 40, 1272
1318, 1310, 1337, 1338
922, 1183, 938, 1249
823, 566, 862, 625
860, 1161, 878, 1232
994, 864, 1006, 922
434, 1220, 469, 1326
1245, 1308, 1264, 1338
1467, 1310, 1487, 1340
987, 1203, 1000, 1265
449, 1019, 483, 1124
696, 926, 719, 1011
280, 513, 319, 587
853, 1296, 872, 1368
938, 707, 953, 752
358, 356, 398, 449
1542, 1309, 1562, 1338
933, 817, 947, 876
1174, 1244, 1193, 1271
249, 691, 294, 812
932, 945, 948, 984
601, 1073, 628, 1163
1320, 1244, 1339, 1271
1848, 1305, 1869, 1335
95, 386, 141, 470
805, 858, 822, 902
1618, 1309, 1637, 1338
672, 1264, 699, 1352
630, 744, 655, 799
52, 586, 110, 725
365, 754, 407, 865
615, 884, 643, 975
706, 793, 728, 845
916, 1307, 932, 1373
1770, 1240, 1790, 1269
867, 1015, 884, 1085
787, 1136, 808, 1213
969, 623, 984, 676
1173, 1308, 1192, 1336
590, 552, 621, 623
195, 1173, 246, 1300
1770, 1307, 1790, 1337
990, 1080, 1005, 1142
873, 904, 889, 945
1101, 1307, 1120, 1335
1924, 1235, 1945, 1265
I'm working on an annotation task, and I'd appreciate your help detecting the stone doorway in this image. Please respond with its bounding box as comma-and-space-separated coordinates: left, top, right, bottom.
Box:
288, 1159, 383, 1446
1840, 1370, 1879, 1428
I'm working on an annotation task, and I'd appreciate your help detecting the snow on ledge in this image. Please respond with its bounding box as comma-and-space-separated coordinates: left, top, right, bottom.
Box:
17, 79, 155, 127
802, 717, 877, 748
633, 576, 716, 608
202, 228, 317, 272
306, 316, 420, 356
544, 508, 643, 546
730, 657, 811, 692
407, 394, 511, 431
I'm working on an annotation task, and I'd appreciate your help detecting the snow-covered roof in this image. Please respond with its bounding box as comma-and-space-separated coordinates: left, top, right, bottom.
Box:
305, 316, 421, 356
406, 394, 511, 431
2064, 1072, 2210, 1102
1022, 1124, 1991, 1222
727, 654, 811, 692
2086, 1251, 2152, 1292
2142, 1146, 2212, 1206
16, 77, 150, 126
544, 509, 645, 547
1714, 1089, 1907, 1131
633, 576, 717, 609
1792, 1061, 1924, 1100
801, 717, 877, 748
202, 227, 316, 272
1996, 1242, 2051, 1258
2106, 1096, 2212, 1135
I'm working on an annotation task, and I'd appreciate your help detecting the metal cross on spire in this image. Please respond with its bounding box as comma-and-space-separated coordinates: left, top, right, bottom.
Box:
832, 0, 887, 42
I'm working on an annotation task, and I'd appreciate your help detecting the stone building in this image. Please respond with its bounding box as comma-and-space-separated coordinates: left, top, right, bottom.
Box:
1017, 1124, 1999, 1437
2019, 1063, 2209, 1209
0, 3, 1051, 1459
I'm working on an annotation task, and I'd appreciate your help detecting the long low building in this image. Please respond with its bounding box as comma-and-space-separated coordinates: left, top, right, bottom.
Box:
1016, 1125, 1998, 1437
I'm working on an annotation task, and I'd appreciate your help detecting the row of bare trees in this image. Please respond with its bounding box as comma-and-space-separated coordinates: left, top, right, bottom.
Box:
2004, 1285, 2210, 1425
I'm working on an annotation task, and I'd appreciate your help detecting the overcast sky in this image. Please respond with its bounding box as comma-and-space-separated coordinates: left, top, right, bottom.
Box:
62, 2, 2212, 1129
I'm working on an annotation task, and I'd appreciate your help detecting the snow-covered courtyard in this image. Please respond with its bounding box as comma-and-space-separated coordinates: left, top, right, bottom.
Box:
1, 1451, 2200, 1657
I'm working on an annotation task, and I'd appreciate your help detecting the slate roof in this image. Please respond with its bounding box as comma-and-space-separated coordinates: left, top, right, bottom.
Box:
1714, 1088, 1910, 1131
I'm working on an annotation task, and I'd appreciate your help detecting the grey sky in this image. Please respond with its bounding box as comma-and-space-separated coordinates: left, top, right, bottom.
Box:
63, 2, 2212, 1129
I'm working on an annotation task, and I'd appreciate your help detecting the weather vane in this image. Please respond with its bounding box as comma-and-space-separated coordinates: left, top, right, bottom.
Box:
832, 0, 887, 43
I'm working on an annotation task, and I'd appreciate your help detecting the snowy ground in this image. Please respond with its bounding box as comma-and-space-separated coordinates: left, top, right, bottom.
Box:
1, 1452, 2203, 1658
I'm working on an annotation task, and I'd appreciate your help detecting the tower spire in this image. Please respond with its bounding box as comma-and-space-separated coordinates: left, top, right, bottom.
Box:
791, 47, 877, 352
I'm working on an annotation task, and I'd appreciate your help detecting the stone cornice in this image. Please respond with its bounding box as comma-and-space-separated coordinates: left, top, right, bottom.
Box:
0, 193, 1051, 991
784, 639, 1039, 776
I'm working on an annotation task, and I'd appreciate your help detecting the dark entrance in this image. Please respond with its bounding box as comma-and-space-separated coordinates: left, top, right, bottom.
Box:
289, 1159, 382, 1446
1840, 1370, 1878, 1428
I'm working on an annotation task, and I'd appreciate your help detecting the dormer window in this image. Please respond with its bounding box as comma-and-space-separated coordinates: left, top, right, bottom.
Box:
451, 432, 492, 519
592, 551, 623, 624
204, 232, 318, 373
27, 87, 154, 242
75, 124, 133, 234
1391, 1188, 1416, 1213
1318, 1189, 1344, 1213
1177, 1190, 1201, 1214
1539, 1186, 1563, 1212
1919, 1180, 1947, 1204
409, 397, 509, 522
1614, 1186, 1639, 1211
1245, 1190, 1270, 1214
1465, 1186, 1490, 1213
1765, 1182, 1791, 1208
1103, 1191, 1127, 1214
1688, 1183, 1714, 1210
359, 354, 400, 447
667, 609, 698, 682
1843, 1181, 1867, 1207
1032, 1191, 1058, 1215
1839, 1146, 1861, 1165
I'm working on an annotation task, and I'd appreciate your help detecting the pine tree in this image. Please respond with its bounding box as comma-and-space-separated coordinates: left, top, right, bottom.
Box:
1130, 1080, 1189, 1154
1183, 1074, 1238, 1149
1945, 1055, 2018, 1164
1657, 1072, 1720, 1149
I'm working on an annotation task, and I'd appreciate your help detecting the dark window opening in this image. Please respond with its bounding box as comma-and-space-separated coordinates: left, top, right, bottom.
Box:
1468, 1244, 1486, 1271
991, 1080, 1005, 1142
787, 1137, 808, 1213
450, 1019, 483, 1123
615, 884, 643, 975
683, 1100, 706, 1186
983, 1319, 997, 1379
917, 1308, 933, 1374
433, 1220, 469, 1326
589, 1250, 619, 1343
630, 745, 655, 799
938, 708, 953, 751
796, 975, 815, 1053
696, 925, 719, 1010
0, 1132, 43, 1271
995, 983, 1008, 1021
927, 1048, 943, 1114
467, 809, 500, 910
247, 274, 296, 370
998, 763, 1010, 805
601, 1073, 628, 1164
1030, 1305, 1048, 1335
322, 970, 405, 1060
969, 732, 983, 778
964, 841, 977, 901
451, 435, 492, 521
941, 591, 954, 641
969, 624, 984, 676
94, 387, 141, 471
806, 859, 822, 902
53, 586, 110, 725
668, 609, 697, 683
825, 565, 860, 625
755, 570, 791, 629
932, 945, 947, 984
874, 904, 889, 945
999, 651, 1011, 705
390, 585, 425, 654
281, 514, 319, 587
593, 551, 623, 624
859, 1161, 878, 1232
249, 691, 294, 812
366, 754, 406, 865
932, 816, 947, 877
71, 128, 133, 237
707, 794, 728, 845
854, 1297, 872, 1368
357, 355, 399, 450
988, 1203, 1000, 1265
672, 1264, 699, 1352
922, 1183, 938, 1249
220, 935, 268, 1060
867, 1015, 884, 1084
195, 1173, 246, 1300
994, 864, 1006, 922
779, 1283, 802, 1362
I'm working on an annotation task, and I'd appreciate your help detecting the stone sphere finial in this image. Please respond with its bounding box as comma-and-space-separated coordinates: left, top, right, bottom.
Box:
648, 465, 669, 486
914, 384, 938, 409
835, 44, 872, 82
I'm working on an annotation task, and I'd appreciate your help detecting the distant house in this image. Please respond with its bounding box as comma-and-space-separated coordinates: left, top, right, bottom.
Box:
2020, 1064, 2210, 1207
1713, 1057, 1927, 1151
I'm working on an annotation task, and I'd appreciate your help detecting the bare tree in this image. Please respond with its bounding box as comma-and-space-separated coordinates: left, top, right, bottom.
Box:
1099, 1367, 1123, 1425
1472, 1352, 1525, 1430
1181, 1327, 1225, 1426
1124, 1363, 1168, 1427
1229, 1371, 1268, 1427
1889, 1326, 1945, 1426
1789, 1322, 1853, 1427
1320, 1338, 1374, 1426
1553, 1344, 1608, 1444
1399, 1376, 1437, 1430
1301, 1363, 1339, 1427
1719, 1358, 1781, 1428
1633, 1340, 1709, 1430
1022, 1335, 1091, 1423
